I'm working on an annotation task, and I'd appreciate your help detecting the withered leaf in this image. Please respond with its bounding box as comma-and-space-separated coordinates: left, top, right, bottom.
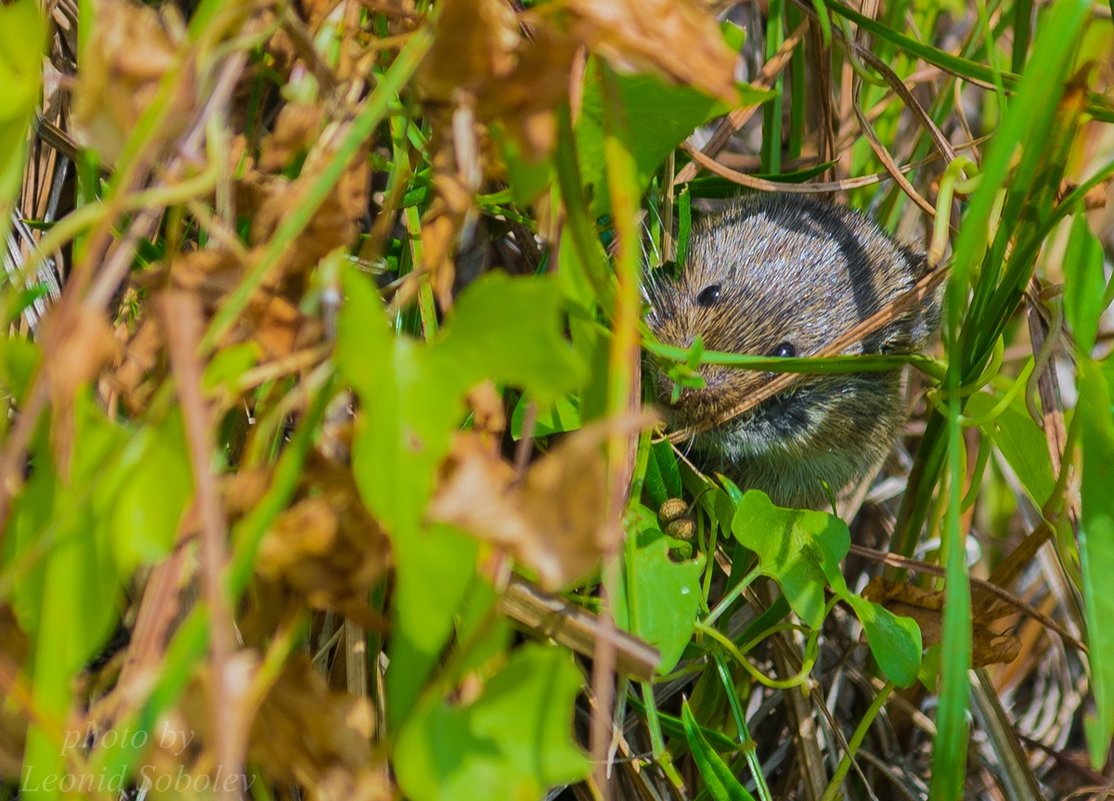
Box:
257, 455, 390, 629
863, 577, 1021, 669
247, 292, 323, 360
250, 142, 370, 277
414, 0, 580, 302
259, 103, 325, 173
562, 0, 739, 104
249, 655, 387, 801
0, 606, 28, 780
428, 413, 657, 590
421, 0, 577, 161
38, 301, 118, 472
156, 248, 323, 357
419, 0, 519, 103
107, 315, 162, 414
466, 381, 507, 442
39, 302, 118, 401
71, 0, 191, 163
165, 248, 244, 307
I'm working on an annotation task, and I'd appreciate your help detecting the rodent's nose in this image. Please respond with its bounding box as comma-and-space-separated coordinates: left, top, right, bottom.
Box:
669, 380, 712, 411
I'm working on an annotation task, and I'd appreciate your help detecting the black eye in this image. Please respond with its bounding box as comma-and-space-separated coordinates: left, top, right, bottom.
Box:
695, 284, 721, 307
769, 341, 796, 358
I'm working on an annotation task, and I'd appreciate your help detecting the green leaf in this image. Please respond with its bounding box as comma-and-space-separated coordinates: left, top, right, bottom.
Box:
846, 596, 922, 687
336, 267, 585, 726
336, 270, 480, 724
641, 439, 682, 510
431, 272, 585, 407
0, 0, 44, 204
0, 334, 41, 407
917, 644, 944, 691
1077, 356, 1114, 767
731, 491, 850, 627
494, 122, 553, 206
681, 700, 756, 801
720, 20, 746, 52
453, 579, 512, 678
202, 342, 261, 396
966, 391, 1053, 507
1063, 211, 1107, 355
577, 64, 755, 215
510, 391, 582, 439
387, 522, 480, 718
555, 219, 608, 312
395, 645, 590, 801
13, 398, 122, 801
717, 474, 745, 507
104, 411, 193, 572
613, 531, 704, 673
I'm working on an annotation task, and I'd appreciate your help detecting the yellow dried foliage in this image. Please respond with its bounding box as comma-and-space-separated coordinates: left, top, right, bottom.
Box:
38, 302, 119, 471
429, 413, 656, 590
864, 577, 1022, 670
0, 607, 28, 780
71, 0, 191, 163
562, 0, 739, 104
257, 455, 391, 629
248, 656, 387, 801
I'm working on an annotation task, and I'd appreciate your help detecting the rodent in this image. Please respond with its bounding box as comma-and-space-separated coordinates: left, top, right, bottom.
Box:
647, 193, 940, 510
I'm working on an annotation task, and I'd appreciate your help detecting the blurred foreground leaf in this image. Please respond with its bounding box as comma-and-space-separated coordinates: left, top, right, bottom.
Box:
1078, 357, 1114, 766
395, 645, 589, 801
336, 268, 584, 724
0, 0, 43, 204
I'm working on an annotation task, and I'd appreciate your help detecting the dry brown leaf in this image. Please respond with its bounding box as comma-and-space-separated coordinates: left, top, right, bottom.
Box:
562, 0, 738, 104
419, 0, 519, 103
0, 606, 28, 780
224, 467, 272, 519
138, 651, 258, 793
154, 247, 323, 357
428, 413, 657, 590
71, 0, 192, 163
247, 293, 323, 360
39, 303, 118, 405
250, 144, 370, 279
165, 248, 245, 306
157, 584, 380, 795
249, 655, 386, 801
480, 22, 579, 159
107, 316, 163, 414
864, 577, 1021, 669
414, 0, 580, 302
38, 302, 118, 472
466, 381, 506, 442
257, 455, 390, 629
420, 0, 576, 159
259, 103, 325, 173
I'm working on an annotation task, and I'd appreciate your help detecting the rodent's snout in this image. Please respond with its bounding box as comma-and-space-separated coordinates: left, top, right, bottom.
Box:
661, 365, 748, 420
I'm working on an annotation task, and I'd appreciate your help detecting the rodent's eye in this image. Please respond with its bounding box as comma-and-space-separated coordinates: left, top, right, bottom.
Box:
695, 284, 722, 307
769, 341, 796, 358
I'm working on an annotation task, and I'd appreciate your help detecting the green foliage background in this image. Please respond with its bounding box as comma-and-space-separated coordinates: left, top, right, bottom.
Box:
1, 0, 1113, 800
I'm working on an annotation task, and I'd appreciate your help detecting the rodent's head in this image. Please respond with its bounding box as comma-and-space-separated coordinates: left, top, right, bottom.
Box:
647, 194, 940, 507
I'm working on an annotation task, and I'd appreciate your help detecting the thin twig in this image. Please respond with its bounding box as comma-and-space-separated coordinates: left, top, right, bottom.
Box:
159, 291, 241, 798
673, 21, 808, 186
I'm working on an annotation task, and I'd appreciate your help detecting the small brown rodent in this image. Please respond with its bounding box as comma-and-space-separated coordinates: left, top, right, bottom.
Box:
648, 194, 940, 510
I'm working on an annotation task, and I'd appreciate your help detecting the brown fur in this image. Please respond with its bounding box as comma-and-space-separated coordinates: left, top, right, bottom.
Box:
647, 194, 939, 509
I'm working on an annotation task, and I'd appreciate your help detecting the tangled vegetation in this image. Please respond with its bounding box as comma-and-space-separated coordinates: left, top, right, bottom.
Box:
1, 0, 1113, 799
